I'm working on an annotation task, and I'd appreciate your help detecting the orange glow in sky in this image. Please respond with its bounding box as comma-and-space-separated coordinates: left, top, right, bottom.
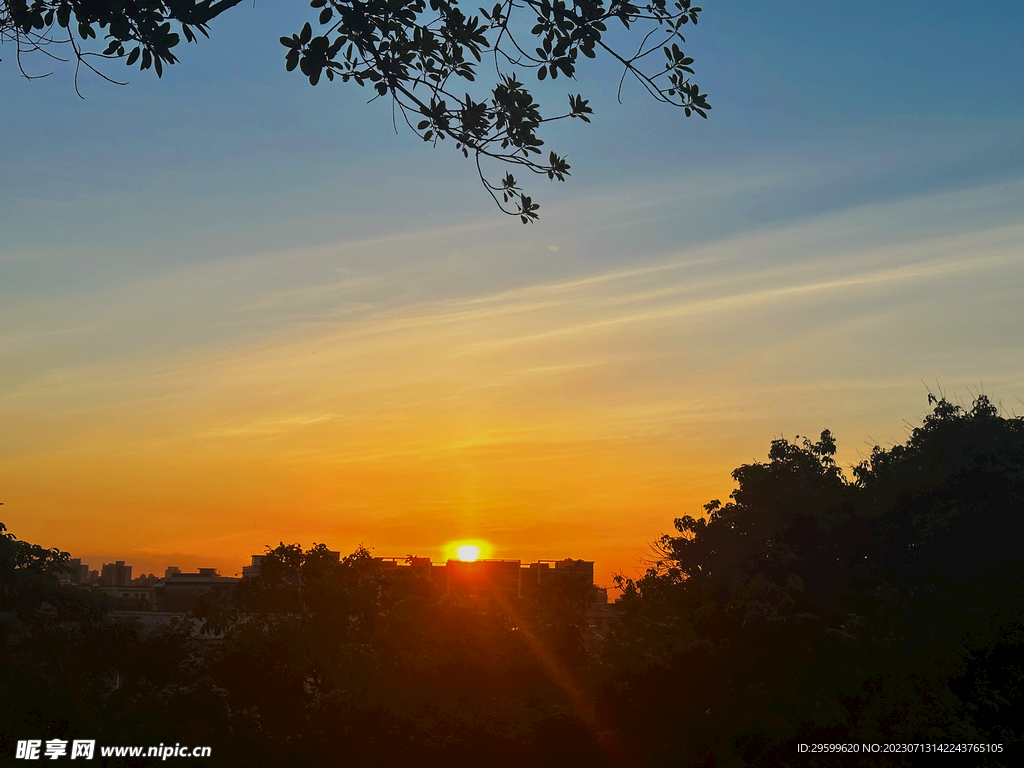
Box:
3, 181, 1022, 589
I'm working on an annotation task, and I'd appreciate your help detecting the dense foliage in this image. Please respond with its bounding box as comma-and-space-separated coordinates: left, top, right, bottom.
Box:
0, 0, 242, 85
3, 396, 1021, 766
603, 395, 1024, 766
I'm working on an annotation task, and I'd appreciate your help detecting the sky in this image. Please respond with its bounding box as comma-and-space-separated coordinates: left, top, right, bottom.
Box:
2, 1, 1023, 585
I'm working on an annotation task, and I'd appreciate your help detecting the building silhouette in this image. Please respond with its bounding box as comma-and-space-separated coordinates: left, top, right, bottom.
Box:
57, 558, 91, 585
373, 556, 621, 648
242, 554, 266, 579
99, 560, 132, 587
64, 549, 622, 647
159, 568, 240, 613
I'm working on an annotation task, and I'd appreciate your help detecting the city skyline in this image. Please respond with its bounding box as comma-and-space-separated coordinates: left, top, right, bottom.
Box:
56, 544, 601, 584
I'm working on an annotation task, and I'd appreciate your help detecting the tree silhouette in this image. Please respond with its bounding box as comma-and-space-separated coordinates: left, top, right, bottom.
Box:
3, 0, 709, 220
0, 521, 106, 634
602, 395, 1024, 766
1, 0, 243, 88
0, 522, 129, 753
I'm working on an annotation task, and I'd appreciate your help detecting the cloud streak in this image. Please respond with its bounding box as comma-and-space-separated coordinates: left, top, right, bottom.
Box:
3, 175, 1023, 583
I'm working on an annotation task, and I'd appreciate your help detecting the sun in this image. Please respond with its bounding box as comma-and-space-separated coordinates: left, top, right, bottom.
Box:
447, 540, 490, 561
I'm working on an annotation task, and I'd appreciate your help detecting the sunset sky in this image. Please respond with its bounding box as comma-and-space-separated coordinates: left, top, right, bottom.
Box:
2, 1, 1023, 585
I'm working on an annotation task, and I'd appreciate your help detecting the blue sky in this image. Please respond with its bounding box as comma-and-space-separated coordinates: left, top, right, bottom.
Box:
2, 1, 1023, 580
4, 1, 1021, 262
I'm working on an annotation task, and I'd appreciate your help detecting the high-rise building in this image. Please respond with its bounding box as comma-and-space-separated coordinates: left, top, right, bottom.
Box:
522, 558, 596, 596
370, 554, 620, 650
99, 560, 132, 587
374, 556, 599, 601
58, 558, 91, 584
158, 568, 240, 613
445, 558, 524, 599
241, 555, 265, 579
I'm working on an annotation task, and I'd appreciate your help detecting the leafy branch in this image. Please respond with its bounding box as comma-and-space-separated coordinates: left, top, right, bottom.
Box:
280, 0, 710, 220
1, 0, 244, 96
2, 0, 710, 219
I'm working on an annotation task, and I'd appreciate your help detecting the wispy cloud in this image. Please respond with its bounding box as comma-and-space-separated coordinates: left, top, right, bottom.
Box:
3, 175, 1022, 583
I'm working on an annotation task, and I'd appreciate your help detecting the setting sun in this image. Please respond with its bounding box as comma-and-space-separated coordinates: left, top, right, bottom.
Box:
456, 545, 481, 562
